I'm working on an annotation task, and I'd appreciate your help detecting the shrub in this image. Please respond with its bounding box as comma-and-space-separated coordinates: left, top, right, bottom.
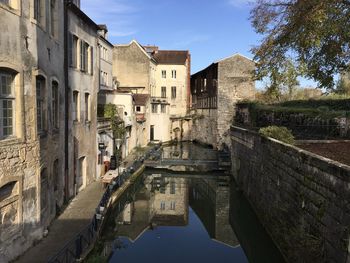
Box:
259, 126, 295, 144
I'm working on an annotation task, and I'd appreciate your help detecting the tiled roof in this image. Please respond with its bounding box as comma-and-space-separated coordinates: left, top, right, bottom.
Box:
153, 50, 189, 65
133, 94, 150, 106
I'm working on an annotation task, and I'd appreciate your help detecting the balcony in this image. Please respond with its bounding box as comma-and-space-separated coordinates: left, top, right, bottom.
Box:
151, 97, 168, 104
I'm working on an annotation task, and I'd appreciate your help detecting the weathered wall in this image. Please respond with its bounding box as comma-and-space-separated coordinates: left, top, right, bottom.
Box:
230, 126, 350, 263
217, 55, 255, 149
113, 41, 152, 93
191, 108, 218, 147
0, 0, 65, 261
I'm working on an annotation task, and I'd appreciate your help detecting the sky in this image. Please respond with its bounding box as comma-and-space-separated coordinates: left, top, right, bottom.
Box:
81, 0, 317, 88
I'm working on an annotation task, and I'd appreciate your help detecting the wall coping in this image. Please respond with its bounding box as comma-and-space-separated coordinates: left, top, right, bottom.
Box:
230, 125, 350, 175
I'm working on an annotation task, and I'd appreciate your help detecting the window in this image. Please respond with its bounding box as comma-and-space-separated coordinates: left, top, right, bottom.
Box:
161, 86, 166, 98
204, 78, 207, 91
151, 104, 158, 113
88, 47, 93, 75
171, 70, 176, 79
0, 0, 9, 6
136, 106, 141, 112
53, 159, 59, 191
170, 181, 175, 194
50, 0, 57, 37
0, 71, 15, 138
68, 34, 78, 68
161, 104, 166, 113
161, 70, 166, 78
33, 0, 44, 24
84, 93, 90, 122
171, 86, 176, 99
170, 201, 176, 210
40, 168, 48, 219
80, 41, 89, 72
72, 90, 79, 121
36, 76, 46, 133
160, 201, 165, 210
52, 81, 59, 129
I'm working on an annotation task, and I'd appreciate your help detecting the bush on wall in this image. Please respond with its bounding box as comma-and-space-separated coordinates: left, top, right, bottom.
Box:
259, 126, 295, 144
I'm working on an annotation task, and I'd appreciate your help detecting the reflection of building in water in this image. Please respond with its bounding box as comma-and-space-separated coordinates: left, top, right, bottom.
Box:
114, 188, 151, 242
161, 143, 217, 161
190, 178, 239, 248
146, 175, 189, 226
110, 174, 236, 249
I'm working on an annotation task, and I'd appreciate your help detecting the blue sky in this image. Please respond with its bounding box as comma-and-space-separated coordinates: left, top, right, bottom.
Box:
81, 0, 317, 88
81, 0, 258, 72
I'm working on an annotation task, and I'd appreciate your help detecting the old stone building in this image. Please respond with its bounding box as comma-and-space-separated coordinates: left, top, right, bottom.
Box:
0, 0, 65, 261
191, 54, 256, 149
67, 2, 99, 196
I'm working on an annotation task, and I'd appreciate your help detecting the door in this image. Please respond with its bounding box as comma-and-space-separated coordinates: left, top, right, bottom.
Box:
150, 125, 154, 141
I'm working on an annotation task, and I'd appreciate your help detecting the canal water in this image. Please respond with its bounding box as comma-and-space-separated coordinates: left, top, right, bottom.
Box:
90, 144, 285, 263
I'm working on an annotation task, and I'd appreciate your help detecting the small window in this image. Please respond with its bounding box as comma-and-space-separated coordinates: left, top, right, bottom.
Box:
171, 86, 176, 99
36, 76, 46, 133
170, 181, 175, 194
160, 201, 165, 210
171, 70, 176, 79
161, 70, 166, 78
72, 90, 79, 121
53, 159, 59, 191
161, 86, 166, 98
84, 93, 90, 122
40, 168, 48, 219
89, 46, 93, 75
170, 201, 176, 210
136, 106, 141, 112
0, 181, 17, 203
152, 104, 158, 113
52, 81, 59, 129
80, 41, 89, 72
161, 104, 166, 113
50, 0, 57, 37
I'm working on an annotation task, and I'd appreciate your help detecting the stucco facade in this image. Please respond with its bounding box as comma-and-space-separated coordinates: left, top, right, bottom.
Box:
67, 3, 98, 196
0, 0, 65, 261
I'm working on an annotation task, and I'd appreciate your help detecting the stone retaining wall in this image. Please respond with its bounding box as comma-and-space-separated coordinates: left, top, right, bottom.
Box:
230, 125, 350, 263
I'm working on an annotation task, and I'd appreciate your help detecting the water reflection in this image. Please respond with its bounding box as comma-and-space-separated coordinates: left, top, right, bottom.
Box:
97, 171, 284, 263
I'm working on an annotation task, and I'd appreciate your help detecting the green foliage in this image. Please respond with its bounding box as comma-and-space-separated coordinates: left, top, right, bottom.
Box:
335, 75, 350, 95
250, 0, 350, 89
259, 126, 295, 144
103, 103, 117, 118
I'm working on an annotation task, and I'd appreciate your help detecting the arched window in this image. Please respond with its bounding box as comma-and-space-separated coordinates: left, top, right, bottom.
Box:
0, 181, 19, 237
40, 168, 48, 219
53, 159, 59, 191
0, 69, 16, 139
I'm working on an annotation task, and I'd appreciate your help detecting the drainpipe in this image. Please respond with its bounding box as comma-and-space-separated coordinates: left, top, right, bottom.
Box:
64, 0, 69, 203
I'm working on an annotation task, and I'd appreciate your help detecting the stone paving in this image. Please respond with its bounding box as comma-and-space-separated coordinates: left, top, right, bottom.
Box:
13, 147, 149, 263
14, 181, 105, 263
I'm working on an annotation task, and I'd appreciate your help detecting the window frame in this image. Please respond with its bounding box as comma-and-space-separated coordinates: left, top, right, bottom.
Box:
36, 76, 46, 134
171, 86, 176, 99
0, 71, 15, 139
51, 81, 59, 129
161, 86, 166, 98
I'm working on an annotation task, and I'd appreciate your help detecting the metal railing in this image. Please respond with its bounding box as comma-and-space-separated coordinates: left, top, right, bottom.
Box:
47, 145, 162, 263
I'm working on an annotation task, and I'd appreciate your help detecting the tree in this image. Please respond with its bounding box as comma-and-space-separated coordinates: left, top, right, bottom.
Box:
250, 0, 350, 89
335, 72, 350, 95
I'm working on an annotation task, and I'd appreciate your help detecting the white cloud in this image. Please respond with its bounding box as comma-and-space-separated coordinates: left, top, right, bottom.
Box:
81, 0, 139, 40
